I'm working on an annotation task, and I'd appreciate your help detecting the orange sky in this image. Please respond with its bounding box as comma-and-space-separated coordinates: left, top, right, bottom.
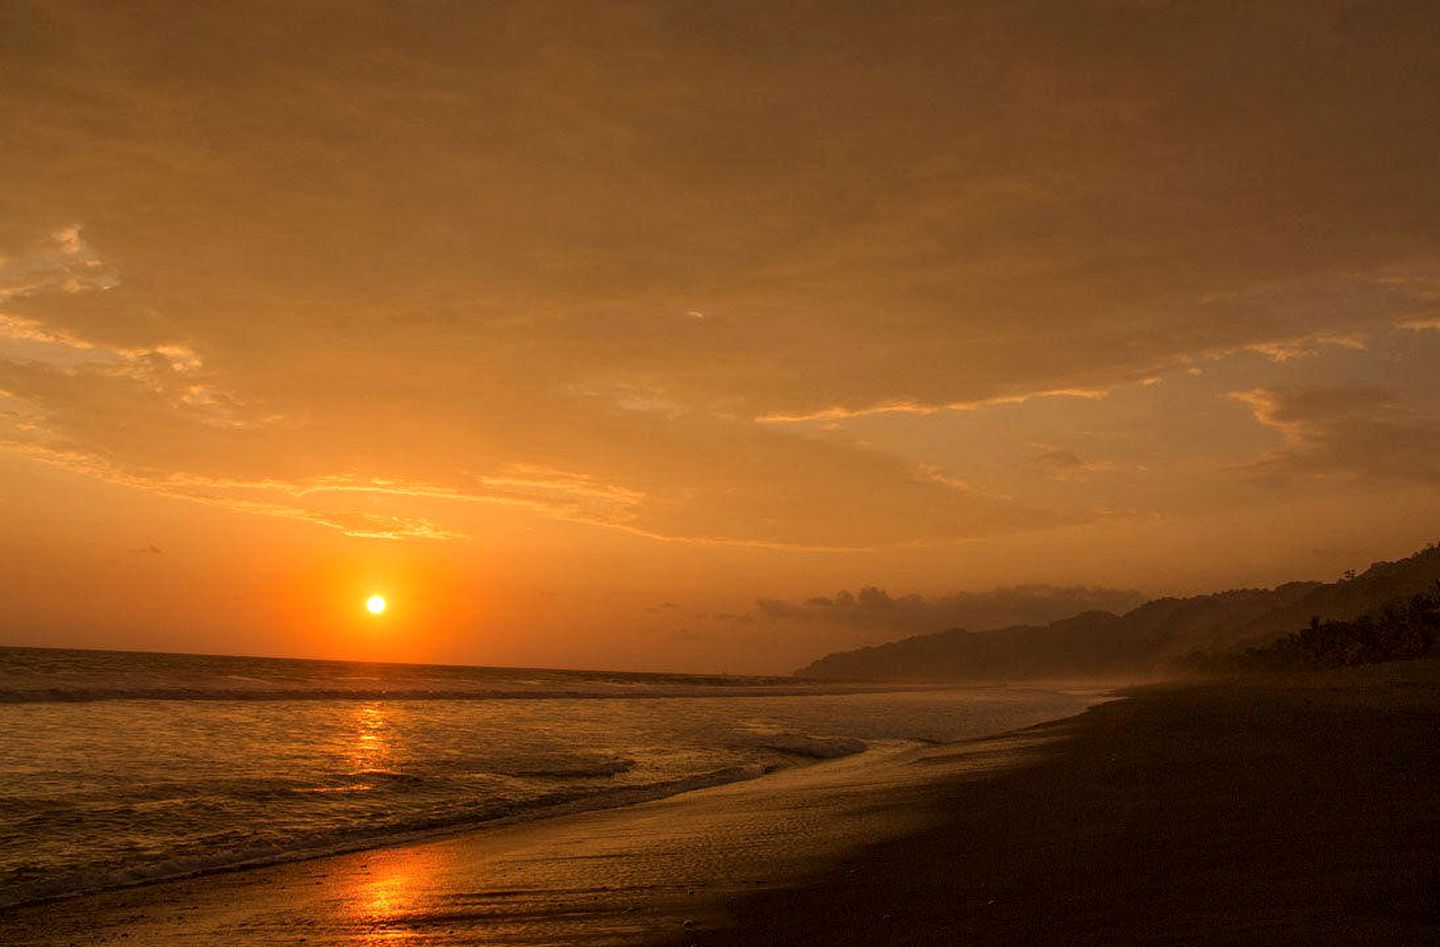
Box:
3, 1, 1440, 673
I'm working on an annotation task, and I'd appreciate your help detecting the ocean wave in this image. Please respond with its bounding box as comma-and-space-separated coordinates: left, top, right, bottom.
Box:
497, 757, 637, 779
751, 732, 869, 760
0, 762, 771, 910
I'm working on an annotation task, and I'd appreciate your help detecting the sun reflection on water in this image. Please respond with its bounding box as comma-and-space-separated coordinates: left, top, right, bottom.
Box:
348, 703, 394, 773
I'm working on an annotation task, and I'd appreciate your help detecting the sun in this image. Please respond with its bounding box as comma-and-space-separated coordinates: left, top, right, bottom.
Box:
366, 594, 387, 615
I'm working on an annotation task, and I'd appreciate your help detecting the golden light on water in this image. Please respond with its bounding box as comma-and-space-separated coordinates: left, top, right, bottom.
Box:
366, 595, 387, 615
347, 703, 392, 773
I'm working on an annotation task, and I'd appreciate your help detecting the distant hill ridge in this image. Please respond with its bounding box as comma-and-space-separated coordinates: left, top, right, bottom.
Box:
795, 543, 1440, 680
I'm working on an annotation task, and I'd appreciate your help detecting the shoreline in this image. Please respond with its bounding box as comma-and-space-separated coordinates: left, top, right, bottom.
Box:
676, 661, 1440, 945
6, 664, 1431, 944
0, 698, 1092, 945
0, 682, 1097, 917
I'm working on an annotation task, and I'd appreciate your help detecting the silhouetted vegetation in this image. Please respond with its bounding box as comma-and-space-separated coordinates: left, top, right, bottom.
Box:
1205, 585, 1440, 671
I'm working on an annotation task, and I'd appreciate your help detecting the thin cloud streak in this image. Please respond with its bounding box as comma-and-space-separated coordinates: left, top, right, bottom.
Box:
755, 387, 1112, 424
756, 328, 1388, 427
0, 439, 920, 551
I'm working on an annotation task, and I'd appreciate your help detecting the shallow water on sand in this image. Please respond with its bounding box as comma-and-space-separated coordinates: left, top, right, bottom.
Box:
0, 647, 1092, 907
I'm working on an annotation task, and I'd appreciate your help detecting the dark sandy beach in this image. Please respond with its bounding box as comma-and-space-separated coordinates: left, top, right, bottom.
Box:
2, 664, 1435, 945
680, 661, 1440, 946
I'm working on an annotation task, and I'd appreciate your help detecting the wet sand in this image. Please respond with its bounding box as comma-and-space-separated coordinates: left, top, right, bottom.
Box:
3, 663, 1435, 945
680, 661, 1440, 946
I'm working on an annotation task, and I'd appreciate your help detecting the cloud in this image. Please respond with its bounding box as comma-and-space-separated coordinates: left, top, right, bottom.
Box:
1, 441, 471, 541
0, 238, 1074, 548
3, 2, 1440, 558
1240, 334, 1368, 363
0, 313, 211, 392
3, 420, 1066, 548
12, 2, 1438, 424
0, 230, 253, 432
754, 584, 1146, 635
755, 387, 1112, 424
0, 226, 118, 302
1029, 446, 1120, 482
753, 328, 1381, 427
1231, 385, 1440, 486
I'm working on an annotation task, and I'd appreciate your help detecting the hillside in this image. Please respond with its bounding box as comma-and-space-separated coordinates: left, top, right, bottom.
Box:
1212, 587, 1439, 671
796, 544, 1440, 680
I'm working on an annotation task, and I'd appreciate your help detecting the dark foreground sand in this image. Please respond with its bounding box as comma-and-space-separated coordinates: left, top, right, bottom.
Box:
677, 661, 1440, 946
2, 663, 1435, 945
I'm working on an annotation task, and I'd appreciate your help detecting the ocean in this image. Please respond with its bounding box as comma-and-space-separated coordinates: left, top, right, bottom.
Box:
0, 646, 1095, 908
